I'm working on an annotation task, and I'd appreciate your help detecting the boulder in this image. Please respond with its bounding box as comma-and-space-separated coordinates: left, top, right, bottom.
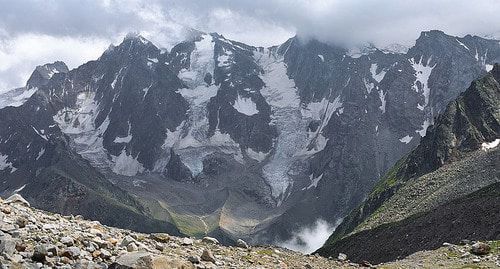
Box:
150, 233, 170, 243
110, 251, 195, 269
201, 237, 219, 245
200, 249, 216, 263
180, 238, 193, 246
4, 194, 30, 207
236, 239, 249, 249
471, 242, 491, 255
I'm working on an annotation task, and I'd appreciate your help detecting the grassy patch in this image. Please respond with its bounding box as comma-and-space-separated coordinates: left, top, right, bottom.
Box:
370, 155, 408, 197
256, 249, 274, 256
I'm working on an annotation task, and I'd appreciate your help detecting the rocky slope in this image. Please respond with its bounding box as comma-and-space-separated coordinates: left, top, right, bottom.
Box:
0, 194, 360, 268
0, 30, 499, 245
1, 194, 498, 269
318, 64, 500, 263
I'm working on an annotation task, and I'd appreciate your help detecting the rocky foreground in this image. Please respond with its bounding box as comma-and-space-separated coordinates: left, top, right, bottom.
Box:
0, 194, 498, 269
0, 194, 358, 268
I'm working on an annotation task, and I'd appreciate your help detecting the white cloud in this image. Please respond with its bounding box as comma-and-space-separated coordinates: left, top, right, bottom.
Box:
1, 0, 500, 90
0, 34, 112, 92
277, 218, 342, 254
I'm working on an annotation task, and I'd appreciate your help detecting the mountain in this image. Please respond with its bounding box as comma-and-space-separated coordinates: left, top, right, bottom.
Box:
1, 194, 498, 268
317, 64, 500, 263
0, 30, 499, 245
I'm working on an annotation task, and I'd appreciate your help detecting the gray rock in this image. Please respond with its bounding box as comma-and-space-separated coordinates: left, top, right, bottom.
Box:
337, 253, 347, 262
181, 238, 194, 246
61, 236, 74, 246
126, 243, 138, 252
201, 237, 219, 245
4, 194, 30, 207
120, 235, 135, 247
236, 239, 249, 249
32, 245, 48, 262
471, 242, 491, 255
188, 255, 200, 264
62, 246, 81, 259
0, 234, 17, 256
110, 251, 194, 269
201, 249, 216, 263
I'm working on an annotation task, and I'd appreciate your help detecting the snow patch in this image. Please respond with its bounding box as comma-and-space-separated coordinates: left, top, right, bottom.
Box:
416, 118, 431, 137
178, 34, 215, 88
378, 90, 386, 113
246, 148, 268, 162
13, 184, 26, 193
399, 135, 413, 144
410, 56, 436, 110
486, 64, 494, 72
0, 154, 16, 172
317, 54, 324, 62
232, 94, 259, 116
456, 39, 470, 51
257, 52, 300, 109
363, 78, 374, 94
0, 87, 38, 109
112, 150, 145, 176
370, 63, 386, 83
178, 84, 218, 106
302, 174, 323, 190
36, 148, 45, 160
482, 139, 500, 151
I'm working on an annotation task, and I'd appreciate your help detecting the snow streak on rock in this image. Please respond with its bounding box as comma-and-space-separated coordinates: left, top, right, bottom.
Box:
410, 56, 436, 111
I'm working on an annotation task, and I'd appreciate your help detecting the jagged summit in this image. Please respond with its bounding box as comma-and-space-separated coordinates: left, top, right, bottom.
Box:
26, 61, 69, 89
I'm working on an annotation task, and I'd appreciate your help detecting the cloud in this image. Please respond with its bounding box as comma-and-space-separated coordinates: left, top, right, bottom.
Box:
0, 34, 111, 93
277, 218, 342, 254
1, 0, 500, 90
158, 0, 500, 47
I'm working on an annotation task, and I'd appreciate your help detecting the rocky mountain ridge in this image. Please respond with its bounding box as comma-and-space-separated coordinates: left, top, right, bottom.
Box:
0, 30, 499, 246
318, 64, 500, 263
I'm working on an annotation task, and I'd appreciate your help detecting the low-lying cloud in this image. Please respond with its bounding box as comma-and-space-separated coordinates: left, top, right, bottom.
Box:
277, 218, 342, 254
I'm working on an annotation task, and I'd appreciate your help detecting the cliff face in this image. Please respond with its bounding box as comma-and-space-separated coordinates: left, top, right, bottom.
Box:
318, 64, 500, 264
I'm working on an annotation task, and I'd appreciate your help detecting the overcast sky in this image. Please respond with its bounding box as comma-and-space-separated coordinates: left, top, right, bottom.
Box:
1, 0, 500, 91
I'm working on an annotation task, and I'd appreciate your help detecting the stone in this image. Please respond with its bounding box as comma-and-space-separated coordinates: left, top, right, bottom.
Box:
188, 255, 200, 264
150, 233, 170, 243
127, 242, 138, 252
181, 238, 194, 246
0, 234, 17, 256
1, 206, 11, 214
120, 235, 136, 247
202, 237, 219, 245
4, 194, 30, 207
236, 239, 249, 249
110, 251, 195, 269
154, 243, 164, 251
201, 249, 216, 263
61, 246, 81, 259
337, 253, 348, 262
61, 236, 74, 246
100, 249, 112, 259
15, 216, 28, 228
32, 245, 48, 262
471, 242, 491, 255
